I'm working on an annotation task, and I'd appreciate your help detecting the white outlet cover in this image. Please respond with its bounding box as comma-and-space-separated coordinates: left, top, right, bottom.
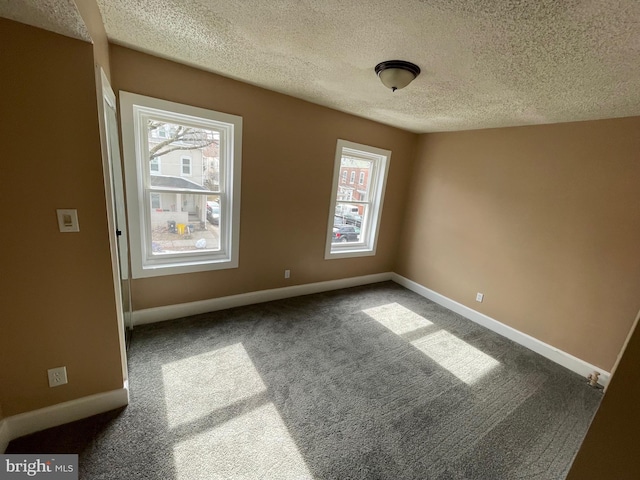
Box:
57, 209, 80, 232
48, 366, 68, 387
476, 293, 484, 302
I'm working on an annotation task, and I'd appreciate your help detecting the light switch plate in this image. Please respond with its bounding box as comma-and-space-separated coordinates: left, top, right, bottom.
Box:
57, 209, 79, 232
476, 292, 484, 302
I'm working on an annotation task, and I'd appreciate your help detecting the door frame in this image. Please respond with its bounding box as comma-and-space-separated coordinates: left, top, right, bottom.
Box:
95, 66, 129, 387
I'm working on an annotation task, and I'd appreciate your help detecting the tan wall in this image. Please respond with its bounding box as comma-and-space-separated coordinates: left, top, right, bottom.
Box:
0, 19, 123, 416
109, 45, 417, 311
567, 311, 640, 480
396, 118, 640, 371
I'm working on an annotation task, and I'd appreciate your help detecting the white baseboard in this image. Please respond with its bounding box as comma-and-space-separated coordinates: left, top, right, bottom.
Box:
131, 271, 609, 386
391, 274, 611, 387
1, 384, 129, 452
133, 272, 393, 325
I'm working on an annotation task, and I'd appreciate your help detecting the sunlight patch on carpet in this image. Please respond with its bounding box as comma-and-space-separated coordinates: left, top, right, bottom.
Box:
412, 330, 500, 385
173, 402, 313, 480
363, 302, 434, 335
161, 343, 267, 428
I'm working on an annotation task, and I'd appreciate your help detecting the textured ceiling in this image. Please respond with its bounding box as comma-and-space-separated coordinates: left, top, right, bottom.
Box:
0, 0, 90, 42
5, 1, 640, 133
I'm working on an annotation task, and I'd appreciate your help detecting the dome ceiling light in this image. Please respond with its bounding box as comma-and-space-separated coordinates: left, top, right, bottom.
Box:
374, 60, 421, 92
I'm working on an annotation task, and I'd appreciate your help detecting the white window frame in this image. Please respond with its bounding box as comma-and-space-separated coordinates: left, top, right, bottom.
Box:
359, 171, 365, 185
120, 91, 242, 278
349, 171, 356, 184
325, 139, 390, 259
341, 171, 347, 183
181, 156, 192, 176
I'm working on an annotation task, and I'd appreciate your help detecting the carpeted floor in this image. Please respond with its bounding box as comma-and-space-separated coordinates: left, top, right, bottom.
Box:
8, 282, 602, 479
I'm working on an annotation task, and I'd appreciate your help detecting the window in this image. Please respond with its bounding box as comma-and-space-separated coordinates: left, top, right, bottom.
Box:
150, 193, 161, 210
349, 171, 356, 184
150, 156, 161, 174
341, 171, 347, 183
359, 171, 365, 185
325, 139, 390, 259
181, 156, 192, 176
120, 92, 242, 278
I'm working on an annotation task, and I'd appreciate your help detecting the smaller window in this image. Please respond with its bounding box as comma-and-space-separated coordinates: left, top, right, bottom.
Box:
325, 140, 390, 259
181, 156, 192, 176
341, 171, 347, 183
150, 193, 161, 210
150, 156, 161, 175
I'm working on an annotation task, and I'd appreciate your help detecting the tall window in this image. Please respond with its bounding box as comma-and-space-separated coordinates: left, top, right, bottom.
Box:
325, 140, 390, 258
120, 92, 242, 278
341, 171, 347, 183
349, 171, 356, 184
358, 171, 365, 185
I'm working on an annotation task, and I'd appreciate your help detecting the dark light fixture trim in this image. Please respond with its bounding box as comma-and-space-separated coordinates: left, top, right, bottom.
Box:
375, 60, 421, 92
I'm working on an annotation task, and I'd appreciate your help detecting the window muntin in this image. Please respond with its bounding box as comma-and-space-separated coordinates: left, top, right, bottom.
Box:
325, 140, 390, 259
120, 92, 242, 278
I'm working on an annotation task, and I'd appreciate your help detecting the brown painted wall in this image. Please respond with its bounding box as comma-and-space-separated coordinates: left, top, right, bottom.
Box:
109, 45, 417, 311
567, 312, 640, 479
0, 19, 123, 416
397, 118, 640, 371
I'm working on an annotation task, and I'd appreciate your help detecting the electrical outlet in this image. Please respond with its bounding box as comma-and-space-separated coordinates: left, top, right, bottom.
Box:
284, 269, 291, 279
48, 366, 68, 387
476, 292, 484, 303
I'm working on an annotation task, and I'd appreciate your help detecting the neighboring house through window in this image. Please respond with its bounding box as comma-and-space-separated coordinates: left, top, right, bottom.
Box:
120, 92, 242, 278
325, 139, 390, 259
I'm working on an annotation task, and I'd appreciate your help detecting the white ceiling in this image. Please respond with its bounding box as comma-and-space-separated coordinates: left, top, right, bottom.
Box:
3, 0, 640, 133
0, 0, 90, 41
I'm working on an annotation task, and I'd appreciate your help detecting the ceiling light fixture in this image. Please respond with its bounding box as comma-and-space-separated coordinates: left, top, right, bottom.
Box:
375, 60, 421, 92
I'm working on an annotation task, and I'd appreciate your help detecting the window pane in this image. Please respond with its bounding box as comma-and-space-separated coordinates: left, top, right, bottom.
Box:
148, 194, 221, 255
147, 120, 219, 190
334, 202, 363, 228
337, 156, 373, 202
